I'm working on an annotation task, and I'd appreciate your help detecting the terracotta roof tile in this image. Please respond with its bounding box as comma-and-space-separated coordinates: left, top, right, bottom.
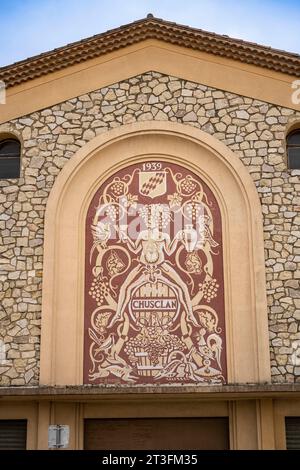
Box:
1, 15, 299, 88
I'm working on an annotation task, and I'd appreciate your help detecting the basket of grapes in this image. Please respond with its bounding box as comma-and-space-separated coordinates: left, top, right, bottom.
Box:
124, 327, 185, 377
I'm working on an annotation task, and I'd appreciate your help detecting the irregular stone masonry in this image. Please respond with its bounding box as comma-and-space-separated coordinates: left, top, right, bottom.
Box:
0, 72, 299, 386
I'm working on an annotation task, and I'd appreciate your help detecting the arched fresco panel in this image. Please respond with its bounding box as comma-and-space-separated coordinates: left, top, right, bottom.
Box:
84, 161, 227, 385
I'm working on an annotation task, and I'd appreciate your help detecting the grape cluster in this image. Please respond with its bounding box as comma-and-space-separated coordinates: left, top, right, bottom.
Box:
200, 277, 219, 303
125, 329, 185, 366
138, 204, 171, 229
180, 176, 197, 194
111, 180, 125, 196
186, 202, 202, 220
89, 277, 110, 306
158, 208, 171, 229
106, 205, 117, 222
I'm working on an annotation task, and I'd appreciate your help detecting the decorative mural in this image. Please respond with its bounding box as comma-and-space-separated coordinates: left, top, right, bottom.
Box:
84, 162, 227, 385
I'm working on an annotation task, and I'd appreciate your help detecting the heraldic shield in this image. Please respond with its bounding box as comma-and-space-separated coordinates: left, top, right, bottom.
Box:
139, 170, 167, 198
84, 161, 227, 385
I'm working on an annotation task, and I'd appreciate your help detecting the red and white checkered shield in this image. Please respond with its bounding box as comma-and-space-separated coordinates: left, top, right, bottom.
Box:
139, 171, 167, 199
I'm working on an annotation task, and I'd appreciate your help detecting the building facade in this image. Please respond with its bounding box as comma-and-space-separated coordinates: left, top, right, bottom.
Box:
0, 15, 300, 449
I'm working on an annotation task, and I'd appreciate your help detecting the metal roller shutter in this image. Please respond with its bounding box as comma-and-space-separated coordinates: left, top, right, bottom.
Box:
286, 417, 300, 450
84, 417, 229, 450
0, 420, 27, 450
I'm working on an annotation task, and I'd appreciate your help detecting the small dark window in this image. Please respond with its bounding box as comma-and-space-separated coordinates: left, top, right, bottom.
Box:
286, 417, 300, 450
287, 129, 300, 170
0, 420, 27, 450
0, 138, 21, 179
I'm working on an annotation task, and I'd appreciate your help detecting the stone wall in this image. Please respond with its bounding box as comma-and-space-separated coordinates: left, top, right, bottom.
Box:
0, 71, 299, 386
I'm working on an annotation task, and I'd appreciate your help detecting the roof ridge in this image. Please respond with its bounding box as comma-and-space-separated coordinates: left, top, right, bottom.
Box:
1, 15, 299, 87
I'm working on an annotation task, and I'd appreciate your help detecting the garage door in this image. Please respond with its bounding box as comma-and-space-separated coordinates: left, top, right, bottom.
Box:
84, 418, 229, 450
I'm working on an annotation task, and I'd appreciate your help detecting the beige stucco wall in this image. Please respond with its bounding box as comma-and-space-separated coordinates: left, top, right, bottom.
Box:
0, 393, 300, 449
0, 70, 299, 387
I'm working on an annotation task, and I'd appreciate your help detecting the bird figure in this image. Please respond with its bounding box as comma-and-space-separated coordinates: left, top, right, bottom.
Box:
90, 221, 111, 263
89, 329, 115, 355
207, 333, 222, 369
92, 222, 111, 246
196, 329, 222, 368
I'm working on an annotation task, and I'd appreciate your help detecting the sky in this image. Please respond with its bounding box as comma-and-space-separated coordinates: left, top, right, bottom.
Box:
1, 0, 300, 67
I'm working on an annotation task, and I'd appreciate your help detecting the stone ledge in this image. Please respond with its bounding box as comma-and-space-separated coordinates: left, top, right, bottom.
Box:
1, 383, 300, 400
